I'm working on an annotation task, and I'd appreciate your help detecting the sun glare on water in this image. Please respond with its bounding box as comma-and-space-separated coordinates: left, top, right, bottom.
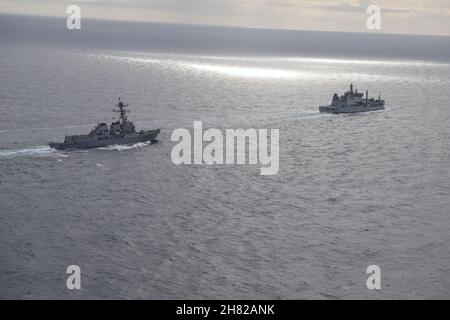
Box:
183, 63, 298, 78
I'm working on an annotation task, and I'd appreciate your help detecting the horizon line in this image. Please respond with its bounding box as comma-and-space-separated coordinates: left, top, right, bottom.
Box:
2, 12, 450, 39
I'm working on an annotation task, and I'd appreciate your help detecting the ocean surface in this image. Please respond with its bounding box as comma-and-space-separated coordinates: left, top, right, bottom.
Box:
1, 14, 450, 299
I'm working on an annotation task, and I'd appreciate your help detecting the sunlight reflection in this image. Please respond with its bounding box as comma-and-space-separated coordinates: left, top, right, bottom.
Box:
93, 53, 443, 82
184, 63, 298, 78
284, 57, 449, 67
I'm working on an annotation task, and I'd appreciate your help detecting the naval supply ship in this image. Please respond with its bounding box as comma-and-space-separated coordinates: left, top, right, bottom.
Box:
319, 84, 385, 114
49, 98, 160, 150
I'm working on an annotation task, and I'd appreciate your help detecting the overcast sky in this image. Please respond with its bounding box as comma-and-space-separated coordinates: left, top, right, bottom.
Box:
1, 0, 450, 36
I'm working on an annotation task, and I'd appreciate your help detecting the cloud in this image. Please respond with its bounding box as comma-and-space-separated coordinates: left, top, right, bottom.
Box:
1, 0, 450, 35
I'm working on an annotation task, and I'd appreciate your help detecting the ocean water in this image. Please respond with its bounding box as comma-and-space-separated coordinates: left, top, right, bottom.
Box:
0, 15, 450, 299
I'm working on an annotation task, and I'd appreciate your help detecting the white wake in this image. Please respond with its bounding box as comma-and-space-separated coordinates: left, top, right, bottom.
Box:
0, 146, 56, 158
97, 141, 152, 151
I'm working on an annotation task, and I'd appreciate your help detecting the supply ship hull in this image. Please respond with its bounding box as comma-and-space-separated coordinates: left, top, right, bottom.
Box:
319, 103, 385, 114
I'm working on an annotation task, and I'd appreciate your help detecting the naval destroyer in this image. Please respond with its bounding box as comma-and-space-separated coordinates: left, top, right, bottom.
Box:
49, 98, 160, 150
319, 84, 385, 114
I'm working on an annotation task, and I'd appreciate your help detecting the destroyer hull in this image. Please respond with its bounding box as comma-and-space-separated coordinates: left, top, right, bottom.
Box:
49, 129, 160, 150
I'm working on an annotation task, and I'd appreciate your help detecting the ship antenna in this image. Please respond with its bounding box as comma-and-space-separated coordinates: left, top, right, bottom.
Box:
114, 97, 129, 124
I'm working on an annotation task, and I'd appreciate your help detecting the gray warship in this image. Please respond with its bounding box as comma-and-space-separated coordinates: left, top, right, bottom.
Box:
49, 98, 160, 150
319, 84, 385, 114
